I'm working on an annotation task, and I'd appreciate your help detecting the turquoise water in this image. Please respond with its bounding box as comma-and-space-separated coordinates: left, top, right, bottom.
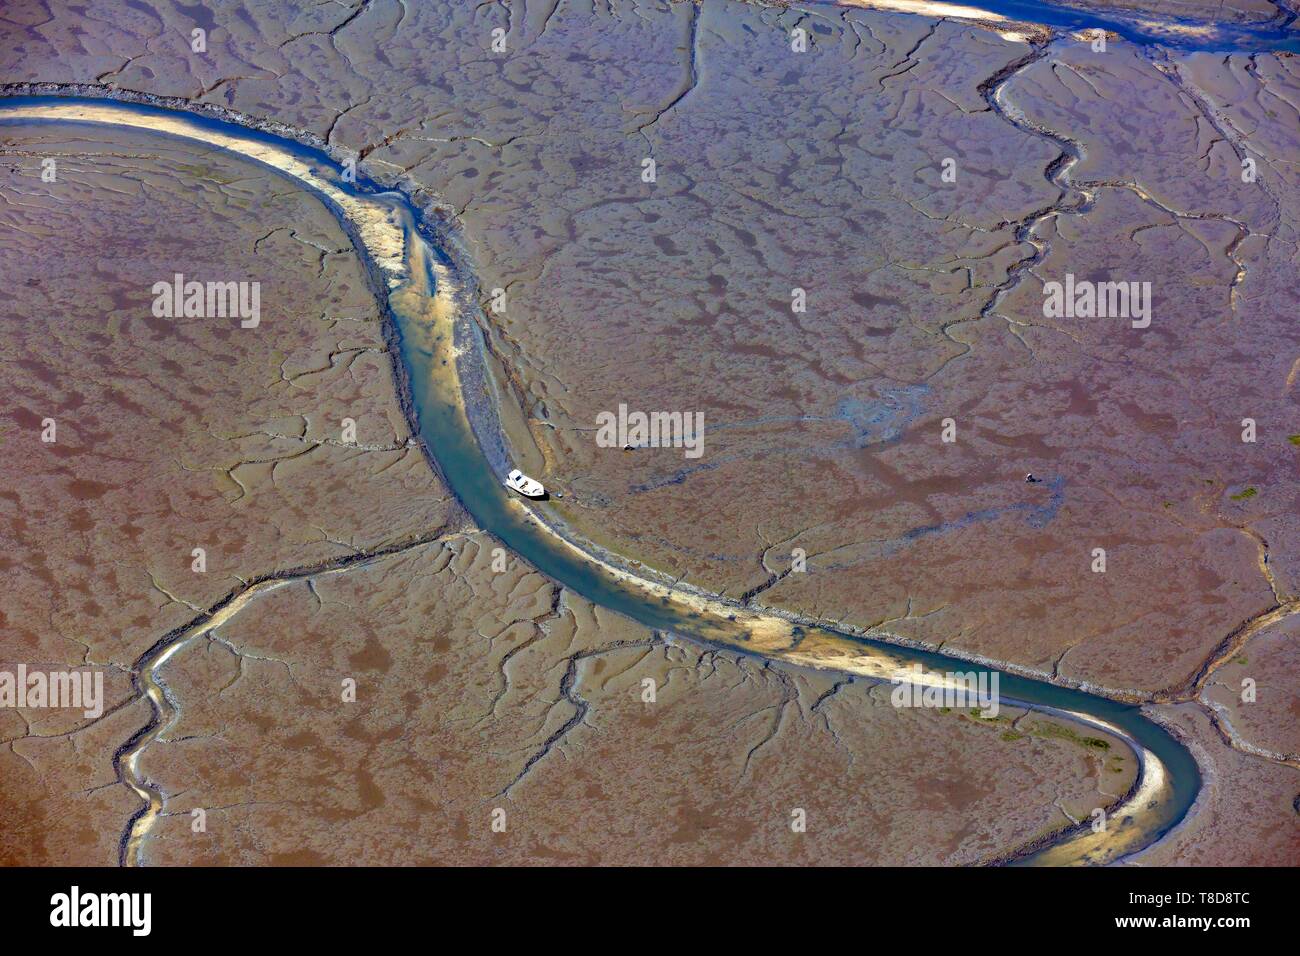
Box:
403, 314, 1200, 863
1, 85, 1205, 863
387, 127, 1201, 867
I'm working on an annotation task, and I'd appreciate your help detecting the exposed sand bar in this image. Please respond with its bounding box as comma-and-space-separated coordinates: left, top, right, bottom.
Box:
836, 0, 1007, 20
832, 0, 1300, 49
0, 94, 1192, 866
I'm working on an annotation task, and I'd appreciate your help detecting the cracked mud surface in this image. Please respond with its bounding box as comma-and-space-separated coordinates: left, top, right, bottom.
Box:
135, 531, 1133, 865
0, 105, 1130, 867
1131, 702, 1299, 864
0, 123, 459, 863
1, 0, 1297, 865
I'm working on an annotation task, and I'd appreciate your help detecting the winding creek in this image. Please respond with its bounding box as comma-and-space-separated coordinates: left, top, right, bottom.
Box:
840, 0, 1300, 51
6, 0, 1268, 861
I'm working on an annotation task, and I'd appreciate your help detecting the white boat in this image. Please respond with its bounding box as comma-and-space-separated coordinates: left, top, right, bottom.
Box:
504, 468, 545, 498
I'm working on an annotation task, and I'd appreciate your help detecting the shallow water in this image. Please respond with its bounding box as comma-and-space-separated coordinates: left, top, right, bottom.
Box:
837, 0, 1300, 52
0, 92, 1201, 865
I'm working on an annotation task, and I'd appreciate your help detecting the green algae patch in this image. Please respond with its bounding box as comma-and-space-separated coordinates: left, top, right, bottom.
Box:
1030, 720, 1111, 751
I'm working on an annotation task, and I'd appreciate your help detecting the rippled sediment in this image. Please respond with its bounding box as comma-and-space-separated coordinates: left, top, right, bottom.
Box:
0, 93, 1197, 866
